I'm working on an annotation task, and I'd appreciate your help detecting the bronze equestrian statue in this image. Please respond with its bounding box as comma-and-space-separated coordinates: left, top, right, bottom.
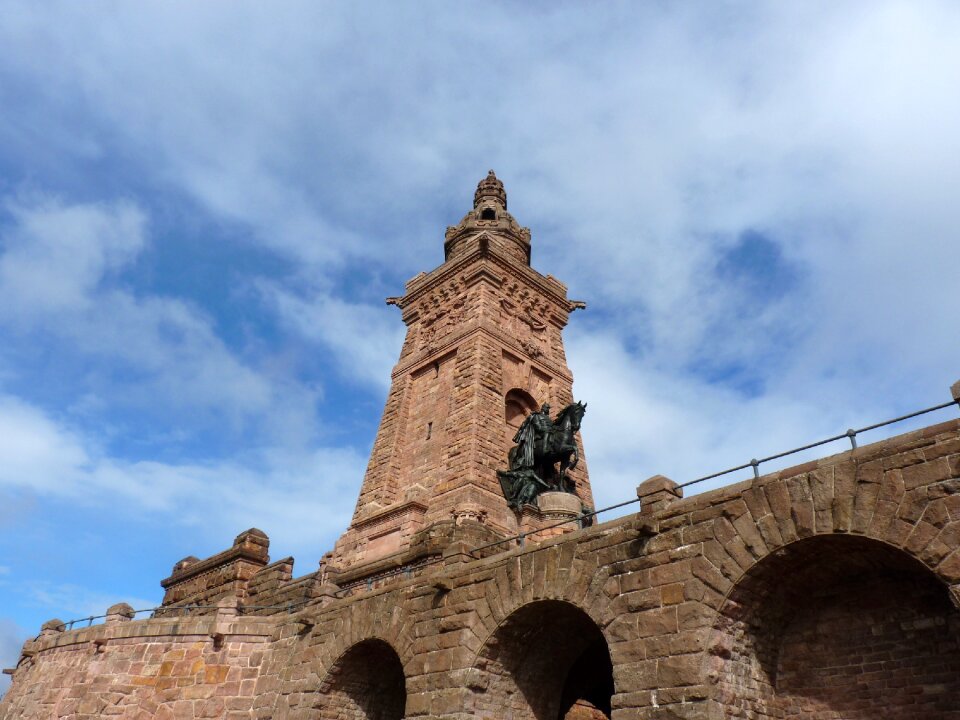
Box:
497, 401, 587, 510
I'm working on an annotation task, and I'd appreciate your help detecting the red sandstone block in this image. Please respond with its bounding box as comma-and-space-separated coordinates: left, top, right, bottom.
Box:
884, 448, 928, 470
691, 556, 733, 595
609, 639, 647, 665
637, 607, 679, 638
612, 659, 657, 690
853, 479, 882, 534
701, 540, 742, 581
765, 481, 800, 542
623, 588, 662, 613
645, 630, 705, 659
903, 458, 953, 491
754, 512, 785, 549
786, 476, 816, 538
937, 551, 960, 583
657, 653, 700, 687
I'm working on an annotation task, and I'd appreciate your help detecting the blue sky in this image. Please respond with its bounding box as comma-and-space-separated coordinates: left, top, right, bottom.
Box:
2, 1, 960, 688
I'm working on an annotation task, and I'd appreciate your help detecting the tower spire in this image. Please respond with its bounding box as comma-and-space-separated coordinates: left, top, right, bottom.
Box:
474, 170, 507, 209
444, 171, 532, 264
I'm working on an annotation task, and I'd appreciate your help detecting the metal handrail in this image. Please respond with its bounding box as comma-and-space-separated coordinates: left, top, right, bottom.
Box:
43, 603, 309, 634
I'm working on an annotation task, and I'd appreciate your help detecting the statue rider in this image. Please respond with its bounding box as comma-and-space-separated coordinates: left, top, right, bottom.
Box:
511, 403, 553, 472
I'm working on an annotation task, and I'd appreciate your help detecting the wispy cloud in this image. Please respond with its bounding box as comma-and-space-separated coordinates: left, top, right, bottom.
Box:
23, 582, 158, 620
0, 195, 327, 451
0, 392, 364, 548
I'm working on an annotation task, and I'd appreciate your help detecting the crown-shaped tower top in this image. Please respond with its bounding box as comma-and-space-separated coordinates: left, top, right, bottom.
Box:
445, 170, 532, 264
474, 169, 507, 209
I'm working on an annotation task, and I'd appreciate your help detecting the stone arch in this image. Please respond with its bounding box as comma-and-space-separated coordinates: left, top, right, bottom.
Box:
266, 594, 416, 719
705, 533, 960, 719
691, 460, 960, 617
477, 543, 616, 638
469, 599, 614, 720
313, 638, 406, 720
314, 596, 417, 672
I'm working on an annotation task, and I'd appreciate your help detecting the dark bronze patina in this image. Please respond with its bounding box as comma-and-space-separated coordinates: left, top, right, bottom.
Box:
497, 401, 587, 509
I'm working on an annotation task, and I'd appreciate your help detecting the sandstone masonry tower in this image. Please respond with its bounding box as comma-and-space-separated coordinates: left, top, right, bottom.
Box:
331, 171, 592, 569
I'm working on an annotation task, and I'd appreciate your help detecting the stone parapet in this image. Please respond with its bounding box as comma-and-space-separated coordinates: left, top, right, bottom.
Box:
159, 528, 270, 609
4, 417, 959, 719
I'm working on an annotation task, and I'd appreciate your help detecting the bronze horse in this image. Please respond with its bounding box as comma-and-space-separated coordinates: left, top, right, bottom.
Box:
543, 401, 586, 492
503, 401, 587, 498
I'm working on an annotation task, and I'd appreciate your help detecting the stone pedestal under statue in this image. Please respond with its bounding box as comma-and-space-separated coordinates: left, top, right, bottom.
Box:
517, 491, 584, 540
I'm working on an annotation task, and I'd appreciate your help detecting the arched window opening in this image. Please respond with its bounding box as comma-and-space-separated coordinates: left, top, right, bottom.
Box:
505, 388, 539, 453
505, 388, 538, 430
480, 207, 496, 220
710, 535, 960, 719
315, 639, 406, 720
471, 600, 613, 720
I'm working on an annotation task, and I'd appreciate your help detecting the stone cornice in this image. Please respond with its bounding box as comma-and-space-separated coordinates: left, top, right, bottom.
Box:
391, 323, 573, 383
398, 238, 574, 315
27, 615, 277, 654
351, 500, 428, 531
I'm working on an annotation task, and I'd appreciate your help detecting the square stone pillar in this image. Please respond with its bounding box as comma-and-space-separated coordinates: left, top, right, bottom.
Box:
637, 474, 683, 515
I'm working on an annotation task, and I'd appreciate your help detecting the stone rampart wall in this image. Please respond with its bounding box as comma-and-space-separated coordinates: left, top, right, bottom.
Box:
4, 419, 959, 719
1, 614, 275, 719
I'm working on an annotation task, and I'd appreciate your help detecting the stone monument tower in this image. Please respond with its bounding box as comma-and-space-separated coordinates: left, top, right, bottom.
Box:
5, 172, 960, 720
330, 171, 592, 569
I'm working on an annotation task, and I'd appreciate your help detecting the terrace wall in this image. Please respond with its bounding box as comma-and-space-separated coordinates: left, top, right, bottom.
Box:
3, 418, 959, 719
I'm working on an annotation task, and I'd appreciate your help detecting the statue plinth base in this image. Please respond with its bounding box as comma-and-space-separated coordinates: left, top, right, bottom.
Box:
518, 492, 584, 542
537, 491, 582, 516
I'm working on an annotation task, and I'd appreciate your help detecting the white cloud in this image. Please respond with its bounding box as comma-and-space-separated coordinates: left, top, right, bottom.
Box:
0, 396, 89, 495
0, 196, 321, 443
0, 197, 144, 313
569, 328, 839, 508
2, 4, 957, 400
264, 286, 404, 391
0, 392, 364, 550
23, 583, 158, 621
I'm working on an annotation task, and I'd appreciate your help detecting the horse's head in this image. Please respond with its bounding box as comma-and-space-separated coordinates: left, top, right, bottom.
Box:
556, 401, 587, 431
573, 400, 587, 427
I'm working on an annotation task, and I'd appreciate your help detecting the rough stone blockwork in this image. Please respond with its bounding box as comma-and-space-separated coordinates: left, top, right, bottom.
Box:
4, 175, 959, 718
4, 418, 960, 719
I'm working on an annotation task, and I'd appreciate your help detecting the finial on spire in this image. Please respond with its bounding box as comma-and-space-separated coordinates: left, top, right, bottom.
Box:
474, 170, 507, 210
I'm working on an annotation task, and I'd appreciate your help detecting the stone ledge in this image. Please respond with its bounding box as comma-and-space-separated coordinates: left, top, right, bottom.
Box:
352, 500, 428, 531
30, 614, 279, 654
161, 528, 269, 589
